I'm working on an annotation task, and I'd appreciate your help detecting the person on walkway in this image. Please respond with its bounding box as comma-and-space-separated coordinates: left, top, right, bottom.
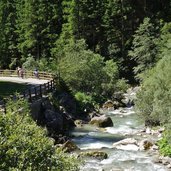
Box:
34, 69, 39, 79
17, 67, 21, 77
20, 68, 24, 79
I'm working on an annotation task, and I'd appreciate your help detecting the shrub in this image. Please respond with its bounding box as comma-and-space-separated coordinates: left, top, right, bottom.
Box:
75, 92, 95, 112
0, 97, 80, 170
158, 129, 171, 157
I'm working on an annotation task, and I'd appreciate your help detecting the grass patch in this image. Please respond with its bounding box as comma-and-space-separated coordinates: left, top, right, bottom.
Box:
0, 81, 28, 98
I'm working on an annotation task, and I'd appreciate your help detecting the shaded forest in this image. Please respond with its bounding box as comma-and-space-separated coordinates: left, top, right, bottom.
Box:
0, 0, 170, 82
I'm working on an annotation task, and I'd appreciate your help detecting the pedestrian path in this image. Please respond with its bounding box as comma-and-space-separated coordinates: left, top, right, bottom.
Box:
0, 77, 49, 85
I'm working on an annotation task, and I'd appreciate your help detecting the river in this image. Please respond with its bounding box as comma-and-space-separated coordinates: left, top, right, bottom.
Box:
71, 107, 169, 171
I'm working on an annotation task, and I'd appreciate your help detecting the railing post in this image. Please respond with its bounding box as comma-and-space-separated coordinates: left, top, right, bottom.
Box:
23, 91, 26, 98
28, 89, 32, 102
40, 85, 42, 97
50, 80, 53, 90
48, 82, 50, 91
44, 83, 46, 93
34, 87, 37, 99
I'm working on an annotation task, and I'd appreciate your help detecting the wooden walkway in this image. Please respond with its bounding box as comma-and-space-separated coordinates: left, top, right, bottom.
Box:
0, 70, 56, 112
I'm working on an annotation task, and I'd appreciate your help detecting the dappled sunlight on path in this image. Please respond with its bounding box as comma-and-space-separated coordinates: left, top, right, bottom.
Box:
0, 77, 49, 85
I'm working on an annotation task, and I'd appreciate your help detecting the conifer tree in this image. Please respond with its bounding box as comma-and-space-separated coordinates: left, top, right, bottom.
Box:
0, 0, 18, 68
129, 18, 160, 79
16, 0, 63, 61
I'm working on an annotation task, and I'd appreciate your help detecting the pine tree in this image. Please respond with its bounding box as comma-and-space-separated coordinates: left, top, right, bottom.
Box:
0, 0, 18, 68
129, 18, 160, 79
16, 0, 63, 61
61, 0, 107, 53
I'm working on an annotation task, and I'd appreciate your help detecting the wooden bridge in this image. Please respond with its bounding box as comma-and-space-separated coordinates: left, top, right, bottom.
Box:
0, 70, 56, 112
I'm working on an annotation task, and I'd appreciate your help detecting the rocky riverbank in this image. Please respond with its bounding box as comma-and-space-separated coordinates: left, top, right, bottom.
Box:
30, 86, 171, 170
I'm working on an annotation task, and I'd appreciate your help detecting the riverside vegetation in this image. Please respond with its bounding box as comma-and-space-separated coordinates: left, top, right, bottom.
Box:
1, 0, 171, 169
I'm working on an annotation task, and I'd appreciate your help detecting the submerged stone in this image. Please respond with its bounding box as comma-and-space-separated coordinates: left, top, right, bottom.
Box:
79, 151, 108, 160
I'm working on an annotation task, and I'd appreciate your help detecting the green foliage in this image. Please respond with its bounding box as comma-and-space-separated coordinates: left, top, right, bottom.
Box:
0, 0, 18, 68
75, 92, 95, 112
22, 55, 38, 70
157, 22, 171, 61
158, 129, 171, 157
135, 23, 171, 156
129, 18, 160, 79
56, 39, 120, 100
15, 0, 63, 60
22, 55, 51, 72
135, 29, 171, 125
0, 97, 80, 170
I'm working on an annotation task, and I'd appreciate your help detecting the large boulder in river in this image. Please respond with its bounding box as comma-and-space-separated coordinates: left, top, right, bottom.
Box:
89, 115, 113, 128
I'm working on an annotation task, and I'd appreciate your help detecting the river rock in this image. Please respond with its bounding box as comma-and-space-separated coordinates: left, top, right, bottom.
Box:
79, 151, 108, 160
167, 164, 171, 169
62, 140, 80, 152
161, 156, 171, 165
44, 109, 64, 132
113, 100, 125, 109
88, 111, 101, 120
113, 138, 139, 151
74, 119, 84, 127
30, 99, 44, 122
89, 115, 113, 128
102, 100, 114, 109
139, 139, 154, 151
113, 138, 138, 146
116, 144, 139, 151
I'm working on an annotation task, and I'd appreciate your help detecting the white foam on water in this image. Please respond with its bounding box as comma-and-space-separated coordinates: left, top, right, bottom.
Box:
108, 107, 135, 116
126, 121, 133, 125
105, 125, 136, 135
80, 142, 112, 150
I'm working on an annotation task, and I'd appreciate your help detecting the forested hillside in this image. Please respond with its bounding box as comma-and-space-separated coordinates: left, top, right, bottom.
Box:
0, 0, 170, 80
1, 0, 171, 164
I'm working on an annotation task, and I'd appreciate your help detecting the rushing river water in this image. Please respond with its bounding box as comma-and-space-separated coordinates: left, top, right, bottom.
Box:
71, 107, 169, 171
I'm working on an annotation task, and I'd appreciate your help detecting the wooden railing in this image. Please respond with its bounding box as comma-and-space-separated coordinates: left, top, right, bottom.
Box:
0, 70, 56, 113
22, 79, 55, 102
0, 70, 53, 80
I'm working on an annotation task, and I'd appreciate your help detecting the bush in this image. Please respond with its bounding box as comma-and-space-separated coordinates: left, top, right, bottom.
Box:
158, 129, 171, 157
0, 98, 80, 171
75, 92, 95, 112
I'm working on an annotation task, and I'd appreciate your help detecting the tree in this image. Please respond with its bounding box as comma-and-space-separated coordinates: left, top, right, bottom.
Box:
129, 18, 160, 79
57, 39, 124, 101
0, 0, 18, 68
135, 27, 171, 125
60, 0, 107, 53
16, 0, 63, 60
